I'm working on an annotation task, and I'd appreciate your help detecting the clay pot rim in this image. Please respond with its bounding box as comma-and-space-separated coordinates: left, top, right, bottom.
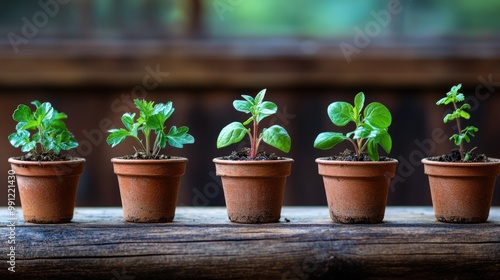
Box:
8, 157, 86, 165
315, 157, 398, 165
421, 157, 500, 166
213, 157, 294, 165
111, 156, 188, 164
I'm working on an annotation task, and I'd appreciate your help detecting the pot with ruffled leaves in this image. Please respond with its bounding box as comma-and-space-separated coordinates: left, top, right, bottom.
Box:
107, 99, 194, 223
8, 101, 85, 224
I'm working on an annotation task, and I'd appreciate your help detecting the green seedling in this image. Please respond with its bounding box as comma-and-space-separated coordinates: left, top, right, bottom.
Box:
436, 83, 478, 161
8, 101, 78, 156
216, 89, 291, 158
314, 92, 392, 161
107, 99, 194, 158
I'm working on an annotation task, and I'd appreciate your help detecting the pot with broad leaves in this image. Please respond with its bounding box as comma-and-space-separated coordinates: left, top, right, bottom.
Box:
214, 89, 293, 223
314, 92, 398, 223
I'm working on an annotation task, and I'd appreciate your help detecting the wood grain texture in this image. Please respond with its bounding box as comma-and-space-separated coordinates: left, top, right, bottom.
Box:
1, 207, 499, 280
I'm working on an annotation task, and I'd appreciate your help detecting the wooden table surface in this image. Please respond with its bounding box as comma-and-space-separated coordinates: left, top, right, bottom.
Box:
1, 206, 499, 280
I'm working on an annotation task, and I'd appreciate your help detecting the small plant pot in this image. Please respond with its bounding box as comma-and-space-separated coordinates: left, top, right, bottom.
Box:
422, 158, 500, 223
111, 157, 187, 223
316, 158, 398, 224
213, 158, 293, 223
8, 157, 86, 224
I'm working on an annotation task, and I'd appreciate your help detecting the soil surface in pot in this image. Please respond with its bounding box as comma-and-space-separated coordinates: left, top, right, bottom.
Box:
219, 147, 285, 161
428, 149, 489, 162
119, 152, 172, 160
323, 149, 392, 162
15, 152, 75, 161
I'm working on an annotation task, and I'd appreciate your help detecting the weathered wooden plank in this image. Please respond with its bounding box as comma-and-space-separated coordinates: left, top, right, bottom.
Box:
1, 207, 499, 280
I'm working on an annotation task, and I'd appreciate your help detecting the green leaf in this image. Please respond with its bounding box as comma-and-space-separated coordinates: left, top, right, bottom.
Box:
216, 122, 248, 148
262, 125, 291, 153
146, 113, 164, 132
364, 102, 391, 128
463, 126, 478, 135
449, 134, 461, 146
233, 100, 252, 113
31, 100, 42, 108
54, 112, 68, 120
459, 110, 470, 119
34, 102, 54, 123
353, 124, 373, 139
313, 132, 348, 150
254, 88, 266, 105
55, 131, 78, 151
166, 126, 195, 148
354, 92, 365, 114
256, 101, 277, 123
376, 129, 392, 154
436, 96, 451, 105
107, 128, 132, 148
8, 130, 31, 149
241, 94, 255, 105
134, 99, 155, 124
122, 113, 136, 131
327, 101, 354, 126
13, 104, 33, 123
366, 139, 380, 161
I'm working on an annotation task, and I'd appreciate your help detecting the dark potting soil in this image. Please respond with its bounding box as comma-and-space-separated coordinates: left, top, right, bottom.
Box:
119, 152, 172, 160
324, 149, 392, 162
220, 147, 284, 161
428, 149, 489, 163
16, 152, 74, 161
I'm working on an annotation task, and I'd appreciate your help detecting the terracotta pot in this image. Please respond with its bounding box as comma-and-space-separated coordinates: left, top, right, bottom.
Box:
111, 157, 187, 223
316, 158, 398, 224
8, 157, 86, 224
213, 158, 293, 223
422, 158, 500, 223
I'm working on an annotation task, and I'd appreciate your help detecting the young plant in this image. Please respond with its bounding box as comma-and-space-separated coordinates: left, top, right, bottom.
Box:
216, 89, 291, 158
107, 99, 194, 158
314, 92, 392, 161
436, 83, 478, 161
8, 101, 78, 158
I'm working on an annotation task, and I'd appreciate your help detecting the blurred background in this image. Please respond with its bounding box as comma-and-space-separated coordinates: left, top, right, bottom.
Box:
1, 0, 499, 207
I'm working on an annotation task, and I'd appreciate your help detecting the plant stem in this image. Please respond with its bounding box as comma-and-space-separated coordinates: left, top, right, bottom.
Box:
453, 101, 464, 159
348, 138, 359, 156
250, 117, 258, 158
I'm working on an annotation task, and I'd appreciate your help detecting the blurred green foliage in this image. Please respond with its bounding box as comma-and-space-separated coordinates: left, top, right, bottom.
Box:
0, 0, 499, 39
